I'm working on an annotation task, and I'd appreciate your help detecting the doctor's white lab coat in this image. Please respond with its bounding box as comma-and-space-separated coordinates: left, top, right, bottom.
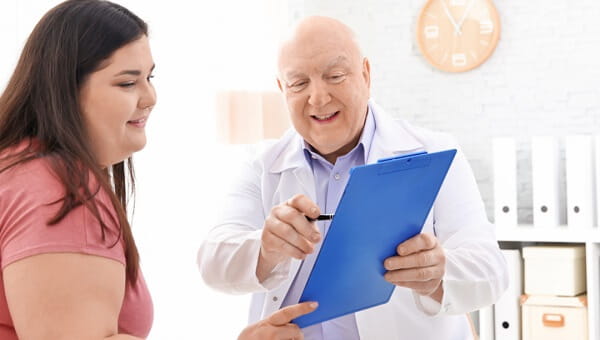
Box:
198, 100, 508, 340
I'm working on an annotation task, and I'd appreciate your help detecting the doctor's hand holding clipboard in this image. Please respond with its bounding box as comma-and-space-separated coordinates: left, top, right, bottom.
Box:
383, 233, 446, 302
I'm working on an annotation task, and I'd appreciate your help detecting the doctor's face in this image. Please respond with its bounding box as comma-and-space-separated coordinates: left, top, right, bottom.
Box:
277, 22, 371, 164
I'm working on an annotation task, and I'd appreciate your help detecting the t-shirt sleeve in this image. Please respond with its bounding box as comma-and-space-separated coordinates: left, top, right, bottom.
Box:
0, 159, 126, 269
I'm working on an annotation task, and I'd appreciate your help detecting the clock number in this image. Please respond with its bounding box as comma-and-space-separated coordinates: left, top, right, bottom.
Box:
424, 25, 440, 39
452, 53, 467, 67
480, 20, 493, 34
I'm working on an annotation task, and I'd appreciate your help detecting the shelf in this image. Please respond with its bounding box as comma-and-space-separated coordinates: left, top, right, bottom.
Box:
496, 225, 600, 243
489, 228, 600, 340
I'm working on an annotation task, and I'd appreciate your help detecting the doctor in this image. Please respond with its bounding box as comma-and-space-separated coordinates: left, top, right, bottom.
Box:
198, 16, 508, 339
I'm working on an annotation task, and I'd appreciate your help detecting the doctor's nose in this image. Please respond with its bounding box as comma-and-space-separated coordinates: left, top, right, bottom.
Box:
307, 81, 331, 108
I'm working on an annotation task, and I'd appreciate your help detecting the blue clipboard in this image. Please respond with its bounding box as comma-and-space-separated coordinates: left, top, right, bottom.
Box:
293, 149, 457, 328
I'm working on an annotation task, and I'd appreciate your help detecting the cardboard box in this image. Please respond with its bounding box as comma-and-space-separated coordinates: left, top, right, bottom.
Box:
522, 246, 586, 296
521, 294, 587, 340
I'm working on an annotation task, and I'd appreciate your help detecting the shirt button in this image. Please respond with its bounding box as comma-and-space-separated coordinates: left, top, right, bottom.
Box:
272, 296, 278, 302
334, 173, 341, 180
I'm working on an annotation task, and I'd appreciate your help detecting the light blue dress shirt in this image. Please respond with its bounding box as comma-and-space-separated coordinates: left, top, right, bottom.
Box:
281, 109, 376, 340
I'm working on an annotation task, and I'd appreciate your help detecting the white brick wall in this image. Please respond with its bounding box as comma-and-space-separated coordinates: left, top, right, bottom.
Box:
288, 0, 600, 223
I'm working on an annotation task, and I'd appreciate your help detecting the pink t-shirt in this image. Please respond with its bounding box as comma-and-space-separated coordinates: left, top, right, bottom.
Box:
0, 152, 153, 339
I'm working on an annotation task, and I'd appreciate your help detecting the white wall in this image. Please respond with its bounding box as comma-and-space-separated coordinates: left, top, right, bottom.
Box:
287, 0, 600, 223
0, 1, 287, 338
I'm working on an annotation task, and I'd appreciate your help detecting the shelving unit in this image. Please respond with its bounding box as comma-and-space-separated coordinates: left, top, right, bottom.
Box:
480, 225, 600, 340
496, 225, 600, 243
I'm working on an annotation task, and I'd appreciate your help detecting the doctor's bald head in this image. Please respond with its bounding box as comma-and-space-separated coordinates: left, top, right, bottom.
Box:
276, 16, 371, 164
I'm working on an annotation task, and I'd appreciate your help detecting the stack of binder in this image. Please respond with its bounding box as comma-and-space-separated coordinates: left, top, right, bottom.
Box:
492, 135, 600, 230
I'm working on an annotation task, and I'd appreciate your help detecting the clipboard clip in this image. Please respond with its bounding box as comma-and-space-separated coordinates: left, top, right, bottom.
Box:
377, 151, 427, 163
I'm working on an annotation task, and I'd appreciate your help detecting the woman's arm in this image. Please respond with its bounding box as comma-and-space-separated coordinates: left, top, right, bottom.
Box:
3, 252, 143, 340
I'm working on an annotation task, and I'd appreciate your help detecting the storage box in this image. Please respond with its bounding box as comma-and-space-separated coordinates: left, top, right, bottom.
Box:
521, 294, 588, 340
522, 245, 586, 296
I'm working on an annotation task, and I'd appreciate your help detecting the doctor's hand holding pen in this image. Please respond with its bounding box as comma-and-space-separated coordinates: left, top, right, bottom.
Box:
256, 194, 322, 282
238, 301, 318, 340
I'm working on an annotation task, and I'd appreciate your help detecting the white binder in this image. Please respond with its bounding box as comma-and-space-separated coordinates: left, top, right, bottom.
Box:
494, 249, 523, 340
478, 305, 494, 340
596, 136, 600, 227
493, 138, 518, 227
531, 136, 563, 227
565, 135, 596, 228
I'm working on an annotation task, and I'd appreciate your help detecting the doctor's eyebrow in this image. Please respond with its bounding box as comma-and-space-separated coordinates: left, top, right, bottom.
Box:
283, 56, 350, 80
324, 56, 350, 70
284, 70, 306, 81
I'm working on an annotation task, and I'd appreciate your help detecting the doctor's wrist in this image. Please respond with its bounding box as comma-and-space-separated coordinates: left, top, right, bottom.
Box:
426, 280, 444, 303
257, 247, 284, 282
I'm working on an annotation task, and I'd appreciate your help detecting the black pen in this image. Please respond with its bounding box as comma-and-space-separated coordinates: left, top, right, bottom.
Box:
306, 214, 335, 222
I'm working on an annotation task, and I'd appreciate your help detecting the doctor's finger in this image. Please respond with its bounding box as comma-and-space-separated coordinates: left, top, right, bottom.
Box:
384, 248, 444, 270
262, 229, 309, 260
268, 218, 316, 255
384, 265, 444, 283
286, 194, 321, 220
276, 207, 321, 242
268, 301, 318, 326
396, 233, 438, 256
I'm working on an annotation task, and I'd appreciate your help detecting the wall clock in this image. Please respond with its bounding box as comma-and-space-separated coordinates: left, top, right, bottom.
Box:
416, 0, 500, 72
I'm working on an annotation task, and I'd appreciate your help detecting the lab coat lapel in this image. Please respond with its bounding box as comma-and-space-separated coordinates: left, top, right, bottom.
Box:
367, 100, 426, 164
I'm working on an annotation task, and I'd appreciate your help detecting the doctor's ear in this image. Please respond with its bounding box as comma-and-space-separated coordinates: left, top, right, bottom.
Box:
362, 58, 371, 89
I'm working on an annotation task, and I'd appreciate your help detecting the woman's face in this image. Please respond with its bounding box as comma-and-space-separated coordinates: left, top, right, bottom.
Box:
79, 35, 156, 167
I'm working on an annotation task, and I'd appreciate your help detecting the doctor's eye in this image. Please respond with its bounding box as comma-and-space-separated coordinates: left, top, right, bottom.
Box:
328, 73, 346, 83
289, 81, 308, 92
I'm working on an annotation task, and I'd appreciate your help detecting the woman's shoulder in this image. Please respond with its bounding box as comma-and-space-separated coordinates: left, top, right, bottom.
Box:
0, 145, 124, 269
0, 154, 62, 198
0, 140, 58, 189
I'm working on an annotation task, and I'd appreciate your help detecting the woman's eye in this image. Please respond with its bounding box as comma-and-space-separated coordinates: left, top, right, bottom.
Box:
119, 82, 135, 88
147, 74, 155, 82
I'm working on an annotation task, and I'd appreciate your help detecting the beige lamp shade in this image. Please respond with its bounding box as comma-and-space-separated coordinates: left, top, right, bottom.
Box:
216, 91, 291, 144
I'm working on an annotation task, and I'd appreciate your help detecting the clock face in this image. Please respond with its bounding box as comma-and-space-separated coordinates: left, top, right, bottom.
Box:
416, 0, 500, 72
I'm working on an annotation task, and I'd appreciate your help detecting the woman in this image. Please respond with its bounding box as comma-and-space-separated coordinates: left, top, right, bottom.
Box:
0, 0, 314, 339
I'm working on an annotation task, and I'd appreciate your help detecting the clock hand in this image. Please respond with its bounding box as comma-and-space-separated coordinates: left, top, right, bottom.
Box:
457, 0, 477, 31
440, 0, 462, 35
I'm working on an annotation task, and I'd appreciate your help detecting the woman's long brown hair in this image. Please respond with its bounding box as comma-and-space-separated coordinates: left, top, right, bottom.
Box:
0, 0, 149, 285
